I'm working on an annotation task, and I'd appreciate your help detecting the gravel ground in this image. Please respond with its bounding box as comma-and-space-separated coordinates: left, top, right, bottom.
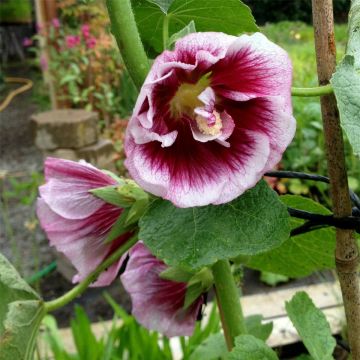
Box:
0, 64, 48, 277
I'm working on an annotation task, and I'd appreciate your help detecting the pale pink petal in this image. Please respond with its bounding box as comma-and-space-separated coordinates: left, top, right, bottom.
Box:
37, 198, 129, 286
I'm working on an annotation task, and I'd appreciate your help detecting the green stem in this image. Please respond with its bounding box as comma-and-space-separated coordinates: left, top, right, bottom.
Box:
212, 259, 246, 350
106, 0, 149, 90
163, 15, 170, 50
44, 235, 138, 313
291, 84, 333, 96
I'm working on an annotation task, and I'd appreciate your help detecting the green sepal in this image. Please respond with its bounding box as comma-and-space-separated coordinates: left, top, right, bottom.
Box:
117, 179, 149, 205
184, 268, 214, 309
101, 170, 124, 183
125, 198, 149, 226
159, 266, 194, 283
90, 185, 130, 208
103, 210, 132, 244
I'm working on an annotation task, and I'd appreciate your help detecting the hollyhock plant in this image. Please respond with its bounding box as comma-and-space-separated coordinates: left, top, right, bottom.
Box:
36, 157, 134, 286
121, 242, 204, 337
125, 32, 296, 207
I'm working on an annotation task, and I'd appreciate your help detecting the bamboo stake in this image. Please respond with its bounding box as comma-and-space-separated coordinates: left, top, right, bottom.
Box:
312, 1, 360, 357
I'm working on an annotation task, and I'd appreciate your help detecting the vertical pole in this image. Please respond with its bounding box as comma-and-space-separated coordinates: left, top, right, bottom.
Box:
312, 1, 360, 357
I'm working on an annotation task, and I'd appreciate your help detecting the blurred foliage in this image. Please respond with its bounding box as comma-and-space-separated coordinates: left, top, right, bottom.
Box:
32, 0, 137, 127
244, 0, 349, 25
0, 0, 32, 24
37, 294, 221, 360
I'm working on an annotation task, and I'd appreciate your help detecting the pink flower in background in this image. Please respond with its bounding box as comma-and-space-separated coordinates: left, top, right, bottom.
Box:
121, 242, 204, 337
65, 35, 81, 49
125, 32, 295, 208
86, 36, 97, 49
52, 18, 61, 29
22, 37, 33, 47
37, 158, 133, 286
81, 23, 91, 38
40, 55, 48, 71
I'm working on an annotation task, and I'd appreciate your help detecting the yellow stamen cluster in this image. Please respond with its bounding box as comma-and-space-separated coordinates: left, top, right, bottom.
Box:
170, 76, 210, 118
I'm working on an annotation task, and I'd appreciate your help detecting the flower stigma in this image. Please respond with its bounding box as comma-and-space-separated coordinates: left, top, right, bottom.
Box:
196, 111, 223, 136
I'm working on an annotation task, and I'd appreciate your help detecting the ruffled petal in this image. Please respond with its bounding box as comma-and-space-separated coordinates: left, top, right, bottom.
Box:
126, 125, 270, 207
121, 243, 203, 337
211, 33, 292, 110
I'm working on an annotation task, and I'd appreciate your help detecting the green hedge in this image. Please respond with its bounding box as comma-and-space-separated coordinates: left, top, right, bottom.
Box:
243, 0, 349, 25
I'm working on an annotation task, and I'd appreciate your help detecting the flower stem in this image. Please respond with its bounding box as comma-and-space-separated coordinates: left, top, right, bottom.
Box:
291, 84, 333, 96
212, 259, 246, 350
312, 0, 360, 356
106, 0, 149, 90
44, 235, 138, 313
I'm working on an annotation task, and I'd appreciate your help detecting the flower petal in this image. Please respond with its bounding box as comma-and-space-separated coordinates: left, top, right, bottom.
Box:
121, 242, 203, 337
40, 157, 116, 219
37, 198, 128, 286
211, 33, 292, 110
224, 96, 296, 172
126, 126, 270, 207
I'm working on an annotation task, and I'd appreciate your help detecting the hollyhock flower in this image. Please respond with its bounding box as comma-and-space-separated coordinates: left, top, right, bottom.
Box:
65, 35, 81, 49
36, 157, 133, 286
81, 23, 91, 38
125, 32, 296, 207
52, 18, 61, 29
22, 37, 33, 47
121, 242, 204, 337
86, 36, 97, 49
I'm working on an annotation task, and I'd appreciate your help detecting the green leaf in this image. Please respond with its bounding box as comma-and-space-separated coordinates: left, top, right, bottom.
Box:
346, 0, 360, 69
245, 195, 335, 278
285, 292, 336, 360
260, 271, 289, 286
245, 315, 273, 342
139, 181, 290, 270
0, 253, 45, 360
189, 332, 228, 360
331, 55, 360, 157
227, 335, 278, 360
132, 0, 258, 53
167, 20, 196, 49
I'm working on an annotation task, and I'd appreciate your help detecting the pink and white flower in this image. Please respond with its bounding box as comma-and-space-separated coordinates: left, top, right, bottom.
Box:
121, 242, 204, 337
37, 158, 133, 286
125, 32, 295, 208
